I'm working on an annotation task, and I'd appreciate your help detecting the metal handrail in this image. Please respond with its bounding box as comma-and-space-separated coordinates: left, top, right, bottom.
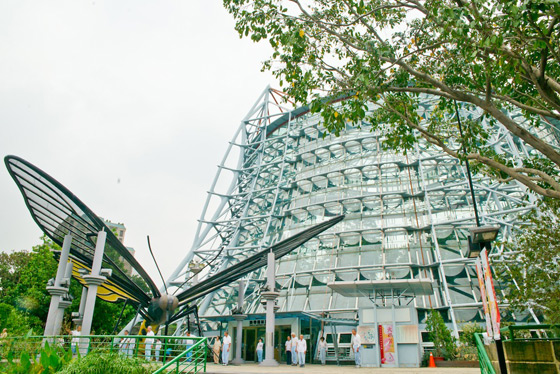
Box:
474, 333, 496, 374
500, 324, 560, 341
0, 334, 206, 365
153, 337, 207, 374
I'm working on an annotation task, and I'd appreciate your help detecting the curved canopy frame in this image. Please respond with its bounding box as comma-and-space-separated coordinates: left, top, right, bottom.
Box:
5, 154, 345, 325
5, 155, 160, 306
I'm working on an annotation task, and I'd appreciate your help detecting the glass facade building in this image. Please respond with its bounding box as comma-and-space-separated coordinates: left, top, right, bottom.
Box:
167, 88, 546, 338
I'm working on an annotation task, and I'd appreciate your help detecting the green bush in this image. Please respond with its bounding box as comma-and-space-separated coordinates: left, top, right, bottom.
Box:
0, 340, 72, 374
459, 322, 485, 347
59, 351, 157, 374
425, 310, 456, 359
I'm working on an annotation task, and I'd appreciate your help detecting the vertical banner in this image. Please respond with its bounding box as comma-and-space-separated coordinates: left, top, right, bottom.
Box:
378, 325, 384, 363
379, 325, 395, 365
475, 258, 493, 338
480, 248, 501, 339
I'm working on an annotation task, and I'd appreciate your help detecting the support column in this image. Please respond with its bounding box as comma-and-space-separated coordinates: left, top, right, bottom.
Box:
52, 261, 75, 336
44, 234, 72, 336
72, 287, 88, 327
232, 280, 246, 365
80, 230, 107, 337
260, 252, 279, 367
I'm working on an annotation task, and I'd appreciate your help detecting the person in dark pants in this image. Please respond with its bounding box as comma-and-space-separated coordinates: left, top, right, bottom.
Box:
285, 336, 292, 365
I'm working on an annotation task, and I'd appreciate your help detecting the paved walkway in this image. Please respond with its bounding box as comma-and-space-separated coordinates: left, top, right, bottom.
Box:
205, 363, 480, 374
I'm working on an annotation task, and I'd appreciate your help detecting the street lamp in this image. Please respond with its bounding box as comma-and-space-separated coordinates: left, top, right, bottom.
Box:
467, 226, 500, 258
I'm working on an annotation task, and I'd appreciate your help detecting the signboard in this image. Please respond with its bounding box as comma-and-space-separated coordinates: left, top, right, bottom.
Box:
395, 325, 419, 344
357, 326, 377, 344
379, 325, 395, 365
475, 257, 493, 338
480, 248, 501, 339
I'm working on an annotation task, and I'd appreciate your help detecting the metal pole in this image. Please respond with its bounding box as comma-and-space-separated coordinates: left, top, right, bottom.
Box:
232, 280, 247, 365
112, 299, 129, 335
260, 251, 279, 366
454, 100, 481, 227
455, 100, 507, 373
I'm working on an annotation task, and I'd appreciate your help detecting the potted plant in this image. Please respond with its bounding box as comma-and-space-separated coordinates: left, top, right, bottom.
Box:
425, 310, 456, 361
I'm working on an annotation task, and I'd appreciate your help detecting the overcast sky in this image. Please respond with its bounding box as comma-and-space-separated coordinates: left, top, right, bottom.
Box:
0, 1, 278, 288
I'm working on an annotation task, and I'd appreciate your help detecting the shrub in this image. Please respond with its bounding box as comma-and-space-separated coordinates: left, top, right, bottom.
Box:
425, 310, 456, 359
59, 351, 157, 374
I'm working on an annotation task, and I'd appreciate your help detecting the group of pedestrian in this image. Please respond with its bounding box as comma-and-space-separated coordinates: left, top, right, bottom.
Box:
211, 331, 232, 366
285, 333, 307, 367
284, 329, 361, 368
118, 330, 136, 358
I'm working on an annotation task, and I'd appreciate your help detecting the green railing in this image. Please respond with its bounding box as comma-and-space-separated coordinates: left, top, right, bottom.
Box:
501, 324, 560, 341
153, 338, 207, 374
474, 333, 496, 374
0, 334, 207, 368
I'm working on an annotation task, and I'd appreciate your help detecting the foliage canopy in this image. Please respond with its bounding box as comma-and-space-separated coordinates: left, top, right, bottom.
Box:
224, 0, 560, 198
495, 198, 560, 324
0, 236, 137, 335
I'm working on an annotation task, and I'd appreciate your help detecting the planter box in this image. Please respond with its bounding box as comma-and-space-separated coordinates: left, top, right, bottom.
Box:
435, 360, 479, 368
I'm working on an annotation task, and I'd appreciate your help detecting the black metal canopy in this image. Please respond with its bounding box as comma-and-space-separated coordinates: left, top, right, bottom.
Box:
5, 155, 159, 306
175, 214, 345, 305
5, 155, 345, 324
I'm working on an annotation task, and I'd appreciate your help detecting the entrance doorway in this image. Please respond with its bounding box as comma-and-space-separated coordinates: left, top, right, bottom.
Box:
233, 324, 292, 362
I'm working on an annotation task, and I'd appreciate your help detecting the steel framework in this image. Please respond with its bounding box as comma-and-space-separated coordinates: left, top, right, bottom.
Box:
166, 87, 556, 336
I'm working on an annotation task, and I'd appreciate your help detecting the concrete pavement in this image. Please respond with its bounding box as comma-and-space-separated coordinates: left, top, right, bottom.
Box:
205, 363, 480, 374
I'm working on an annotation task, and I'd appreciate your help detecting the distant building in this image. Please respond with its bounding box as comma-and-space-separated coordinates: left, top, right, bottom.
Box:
103, 219, 135, 275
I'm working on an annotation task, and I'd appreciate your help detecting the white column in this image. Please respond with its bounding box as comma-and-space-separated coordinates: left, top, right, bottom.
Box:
260, 252, 279, 366
44, 234, 73, 336
232, 280, 247, 365
80, 230, 107, 337
72, 287, 88, 327
52, 261, 74, 336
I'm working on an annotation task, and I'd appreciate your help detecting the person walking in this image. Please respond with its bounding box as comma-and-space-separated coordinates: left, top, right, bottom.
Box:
222, 331, 231, 366
296, 334, 307, 367
126, 332, 136, 358
145, 326, 155, 361
69, 326, 81, 355
185, 331, 195, 362
213, 336, 222, 364
256, 338, 264, 363
351, 329, 361, 368
119, 330, 131, 356
285, 335, 292, 365
318, 336, 327, 365
155, 339, 162, 362
290, 333, 298, 366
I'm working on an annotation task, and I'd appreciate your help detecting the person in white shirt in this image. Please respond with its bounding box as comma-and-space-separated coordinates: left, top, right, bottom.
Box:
154, 339, 162, 362
185, 331, 196, 362
119, 330, 131, 356
318, 336, 327, 365
256, 338, 264, 363
69, 325, 81, 355
296, 334, 307, 367
285, 336, 291, 365
290, 333, 298, 366
351, 329, 361, 368
222, 331, 232, 365
145, 326, 155, 361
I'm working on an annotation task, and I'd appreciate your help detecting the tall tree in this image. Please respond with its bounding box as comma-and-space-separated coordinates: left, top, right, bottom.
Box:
0, 237, 137, 335
224, 0, 560, 198
495, 198, 560, 323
